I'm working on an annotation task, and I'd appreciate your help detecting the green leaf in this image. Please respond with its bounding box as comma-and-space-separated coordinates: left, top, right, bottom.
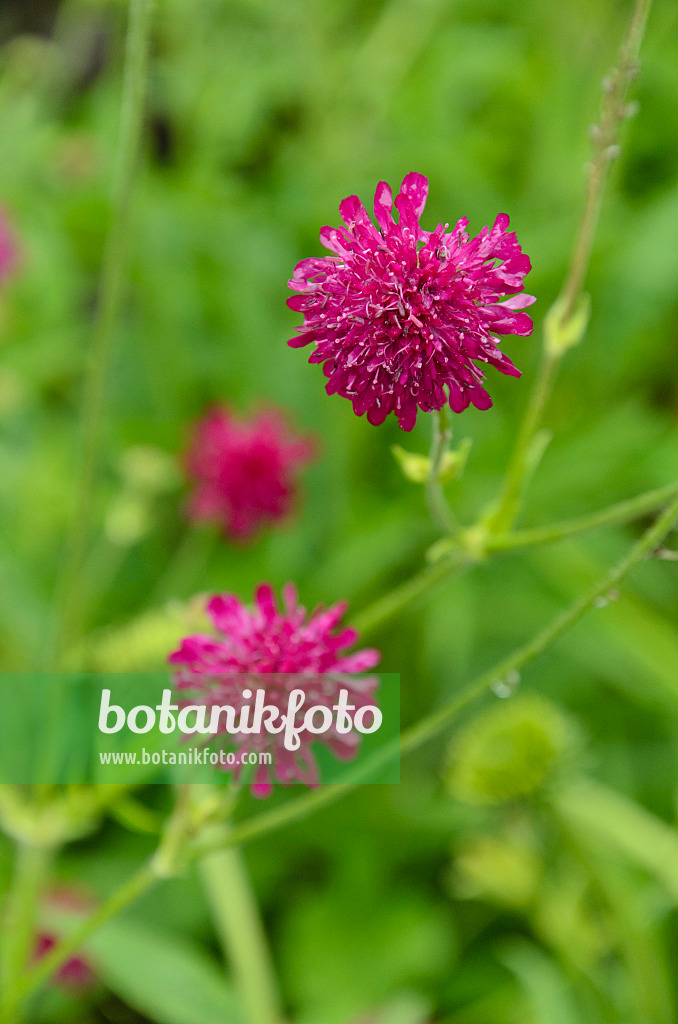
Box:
500, 941, 590, 1024
555, 778, 678, 902
439, 437, 472, 483
85, 918, 244, 1024
544, 293, 591, 357
391, 445, 432, 484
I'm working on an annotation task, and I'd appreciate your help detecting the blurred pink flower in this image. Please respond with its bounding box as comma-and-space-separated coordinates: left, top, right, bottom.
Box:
288, 172, 534, 430
185, 406, 315, 540
0, 210, 17, 284
169, 583, 380, 796
34, 933, 94, 990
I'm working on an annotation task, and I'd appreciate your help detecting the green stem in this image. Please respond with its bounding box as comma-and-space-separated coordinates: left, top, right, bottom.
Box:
355, 476, 678, 639
489, 0, 652, 535
199, 825, 281, 1024
488, 350, 558, 534
560, 0, 653, 319
9, 493, 678, 1007
12, 496, 678, 1014
487, 480, 678, 553
3, 781, 195, 1022
352, 548, 469, 637
49, 0, 153, 667
198, 493, 678, 857
1, 865, 157, 1023
425, 409, 455, 534
0, 843, 52, 1017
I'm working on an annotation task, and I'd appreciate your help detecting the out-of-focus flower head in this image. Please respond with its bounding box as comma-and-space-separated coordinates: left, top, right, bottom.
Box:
185, 406, 316, 540
34, 933, 95, 989
169, 584, 380, 797
33, 888, 96, 990
288, 173, 534, 430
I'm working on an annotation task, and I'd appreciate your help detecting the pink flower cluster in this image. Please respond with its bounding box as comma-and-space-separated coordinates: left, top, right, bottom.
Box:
169, 584, 380, 796
288, 173, 534, 430
185, 406, 315, 540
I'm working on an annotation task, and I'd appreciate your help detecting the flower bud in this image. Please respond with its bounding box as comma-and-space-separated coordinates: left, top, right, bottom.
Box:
391, 445, 432, 483
445, 696, 578, 805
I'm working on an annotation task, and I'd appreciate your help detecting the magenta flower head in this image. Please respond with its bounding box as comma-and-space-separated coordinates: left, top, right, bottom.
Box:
288, 173, 534, 430
185, 406, 316, 541
34, 934, 94, 989
169, 584, 381, 797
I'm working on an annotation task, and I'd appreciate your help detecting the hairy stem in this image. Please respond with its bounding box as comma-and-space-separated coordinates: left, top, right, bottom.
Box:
487, 480, 678, 553
489, 0, 653, 534
197, 492, 678, 854
358, 479, 678, 638
49, 0, 153, 667
560, 0, 653, 319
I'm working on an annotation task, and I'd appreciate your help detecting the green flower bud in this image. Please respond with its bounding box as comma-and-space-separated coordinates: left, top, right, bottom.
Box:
391, 445, 432, 484
446, 695, 578, 805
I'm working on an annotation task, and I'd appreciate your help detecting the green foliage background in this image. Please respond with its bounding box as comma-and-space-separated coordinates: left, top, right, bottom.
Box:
1, 0, 678, 1021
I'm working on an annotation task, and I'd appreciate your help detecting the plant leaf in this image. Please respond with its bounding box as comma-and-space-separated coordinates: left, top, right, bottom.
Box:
85, 918, 244, 1024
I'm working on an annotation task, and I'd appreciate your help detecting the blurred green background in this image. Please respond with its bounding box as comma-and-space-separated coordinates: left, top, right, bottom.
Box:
1, 0, 678, 1021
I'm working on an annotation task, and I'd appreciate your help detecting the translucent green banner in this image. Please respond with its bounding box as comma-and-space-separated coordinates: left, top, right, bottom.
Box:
0, 673, 400, 786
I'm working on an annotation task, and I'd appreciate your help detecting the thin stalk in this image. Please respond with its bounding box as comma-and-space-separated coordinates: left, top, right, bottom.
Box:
352, 548, 469, 637
0, 865, 156, 1024
488, 350, 558, 534
3, 780, 194, 1022
425, 409, 455, 534
199, 827, 281, 1024
489, 0, 653, 534
12, 496, 678, 1014
362, 479, 678, 633
50, 0, 153, 667
487, 479, 678, 553
198, 492, 678, 855
0, 843, 52, 1018
560, 0, 653, 319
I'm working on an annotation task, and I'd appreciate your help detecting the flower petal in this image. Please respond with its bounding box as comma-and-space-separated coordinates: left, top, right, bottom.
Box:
399, 172, 429, 219
373, 181, 395, 231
